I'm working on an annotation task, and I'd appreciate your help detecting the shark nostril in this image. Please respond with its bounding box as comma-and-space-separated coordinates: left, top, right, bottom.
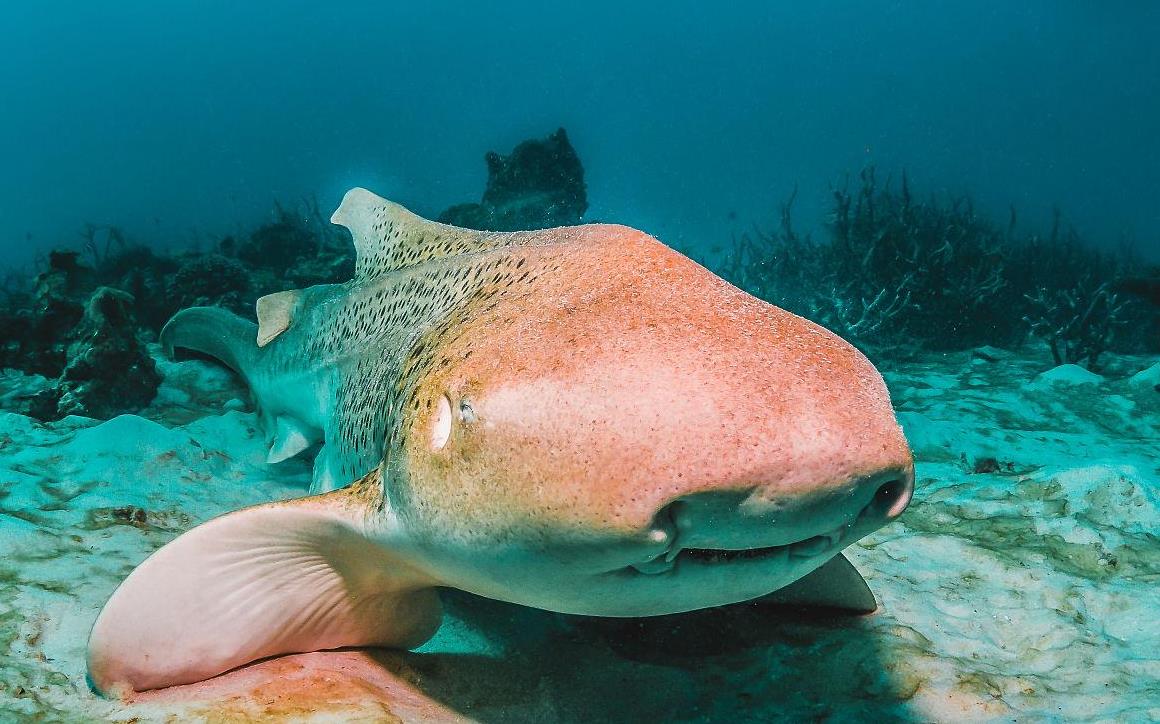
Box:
646, 501, 682, 551
870, 473, 914, 520
874, 480, 900, 505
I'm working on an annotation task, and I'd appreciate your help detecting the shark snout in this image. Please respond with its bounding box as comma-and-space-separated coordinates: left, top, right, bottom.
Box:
640, 458, 915, 569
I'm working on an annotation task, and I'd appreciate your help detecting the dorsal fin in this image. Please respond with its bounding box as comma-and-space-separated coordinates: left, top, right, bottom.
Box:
331, 187, 505, 282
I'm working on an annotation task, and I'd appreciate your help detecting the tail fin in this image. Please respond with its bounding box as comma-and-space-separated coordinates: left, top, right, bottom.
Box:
159, 307, 260, 379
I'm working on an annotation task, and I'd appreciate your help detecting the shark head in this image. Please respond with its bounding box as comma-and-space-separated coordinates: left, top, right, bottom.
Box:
389, 224, 913, 616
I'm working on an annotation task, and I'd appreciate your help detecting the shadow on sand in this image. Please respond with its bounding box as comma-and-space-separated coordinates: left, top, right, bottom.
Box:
391, 589, 923, 723
128, 588, 923, 722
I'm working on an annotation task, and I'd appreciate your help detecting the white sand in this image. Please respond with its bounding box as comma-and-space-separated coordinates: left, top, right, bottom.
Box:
1, 346, 1157, 722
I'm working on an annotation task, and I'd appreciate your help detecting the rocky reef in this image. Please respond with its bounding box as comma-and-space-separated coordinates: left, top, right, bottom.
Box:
3, 135, 1155, 427
438, 127, 587, 231
0, 251, 161, 420
53, 287, 162, 419
1115, 269, 1160, 306
0, 198, 359, 421
1, 251, 90, 378
0, 130, 588, 422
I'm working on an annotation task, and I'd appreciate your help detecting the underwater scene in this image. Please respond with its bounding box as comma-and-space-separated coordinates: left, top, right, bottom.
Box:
1, 2, 1158, 722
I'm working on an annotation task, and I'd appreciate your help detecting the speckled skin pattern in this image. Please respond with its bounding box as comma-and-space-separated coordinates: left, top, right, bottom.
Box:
373, 212, 914, 614
398, 224, 909, 539
199, 188, 912, 611
185, 186, 910, 520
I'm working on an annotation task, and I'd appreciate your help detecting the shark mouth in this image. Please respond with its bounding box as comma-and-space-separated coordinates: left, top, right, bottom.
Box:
626, 474, 912, 576
627, 502, 882, 576
629, 526, 848, 576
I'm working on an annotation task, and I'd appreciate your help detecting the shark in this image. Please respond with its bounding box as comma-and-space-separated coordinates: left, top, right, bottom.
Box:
87, 188, 915, 695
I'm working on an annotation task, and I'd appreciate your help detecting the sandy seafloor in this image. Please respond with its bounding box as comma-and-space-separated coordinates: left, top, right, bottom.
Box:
0, 344, 1157, 723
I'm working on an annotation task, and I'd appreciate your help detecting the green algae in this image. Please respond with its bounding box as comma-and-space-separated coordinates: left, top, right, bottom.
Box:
903, 502, 1154, 581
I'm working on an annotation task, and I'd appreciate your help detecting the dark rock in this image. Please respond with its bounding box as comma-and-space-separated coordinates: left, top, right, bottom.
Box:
0, 309, 34, 369
41, 250, 93, 291
89, 246, 180, 333
285, 248, 355, 288
437, 202, 493, 231
17, 388, 62, 422
218, 235, 238, 257
112, 505, 148, 526
970, 346, 1012, 363
98, 243, 177, 284
0, 251, 93, 377
53, 287, 161, 419
972, 457, 1001, 474
34, 250, 91, 322
1114, 271, 1160, 306
167, 253, 251, 317
438, 128, 587, 231
237, 207, 320, 274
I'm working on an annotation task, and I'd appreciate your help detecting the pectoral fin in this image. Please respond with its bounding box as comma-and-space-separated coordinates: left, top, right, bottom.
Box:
311, 442, 348, 494
758, 553, 877, 613
266, 415, 318, 464
87, 471, 441, 695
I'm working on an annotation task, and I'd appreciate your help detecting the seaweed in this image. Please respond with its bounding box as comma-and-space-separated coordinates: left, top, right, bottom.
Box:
1023, 281, 1126, 369
2, 148, 1154, 424
719, 167, 1157, 364
807, 168, 1012, 346
78, 223, 127, 271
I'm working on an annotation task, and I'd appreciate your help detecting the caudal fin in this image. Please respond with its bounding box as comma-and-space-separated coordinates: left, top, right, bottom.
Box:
87, 471, 442, 695
159, 307, 260, 379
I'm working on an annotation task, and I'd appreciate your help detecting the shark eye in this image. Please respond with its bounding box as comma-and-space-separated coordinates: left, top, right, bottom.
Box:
430, 394, 453, 450
459, 398, 475, 424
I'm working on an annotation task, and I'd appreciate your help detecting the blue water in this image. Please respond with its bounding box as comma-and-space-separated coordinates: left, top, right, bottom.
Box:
2, 1, 1158, 266
2, 5, 1160, 720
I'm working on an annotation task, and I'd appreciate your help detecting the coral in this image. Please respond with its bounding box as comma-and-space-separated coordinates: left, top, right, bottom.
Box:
238, 213, 317, 273
438, 128, 587, 231
720, 186, 819, 309
78, 223, 127, 271
0, 198, 356, 419
0, 257, 159, 419
225, 197, 354, 291
34, 251, 92, 319
823, 168, 1009, 345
